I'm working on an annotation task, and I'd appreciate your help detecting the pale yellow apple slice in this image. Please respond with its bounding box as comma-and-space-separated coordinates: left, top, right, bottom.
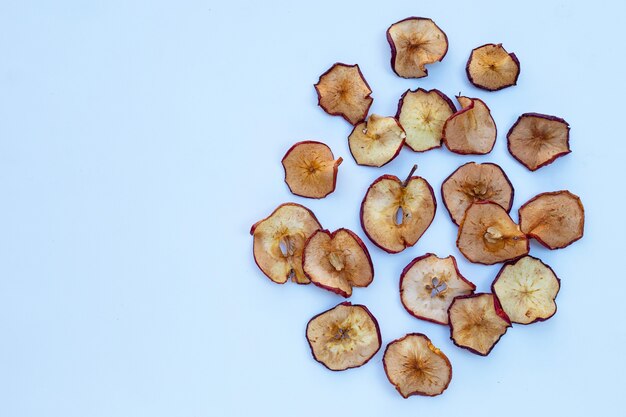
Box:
348, 114, 405, 167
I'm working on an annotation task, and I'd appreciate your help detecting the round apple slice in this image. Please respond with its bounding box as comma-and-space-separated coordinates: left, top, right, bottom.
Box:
441, 162, 514, 225
383, 333, 452, 398
386, 17, 448, 79
448, 293, 511, 356
443, 96, 497, 155
314, 63, 373, 125
519, 190, 584, 249
360, 165, 436, 253
306, 302, 381, 371
400, 254, 476, 325
492, 256, 560, 324
250, 203, 322, 284
466, 44, 520, 91
507, 113, 571, 171
303, 228, 374, 298
348, 114, 405, 167
396, 88, 456, 152
282, 141, 343, 199
457, 201, 529, 265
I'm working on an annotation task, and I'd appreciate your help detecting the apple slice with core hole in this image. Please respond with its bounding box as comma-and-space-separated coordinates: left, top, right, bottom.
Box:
466, 44, 520, 91
306, 302, 381, 371
282, 141, 342, 199
348, 114, 405, 167
443, 96, 497, 155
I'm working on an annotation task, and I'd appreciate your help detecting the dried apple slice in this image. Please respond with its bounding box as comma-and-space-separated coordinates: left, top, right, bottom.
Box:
441, 162, 514, 225
519, 190, 584, 249
400, 254, 476, 324
361, 165, 436, 253
306, 302, 381, 371
448, 293, 511, 356
386, 17, 448, 78
383, 333, 452, 398
314, 63, 373, 125
348, 114, 405, 167
492, 256, 560, 324
443, 96, 496, 154
396, 88, 456, 151
303, 228, 374, 297
457, 201, 529, 265
282, 141, 343, 199
466, 44, 520, 91
507, 113, 571, 171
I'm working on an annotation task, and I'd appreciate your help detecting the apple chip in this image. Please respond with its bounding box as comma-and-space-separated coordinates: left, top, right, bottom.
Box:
306, 302, 381, 371
519, 190, 584, 249
250, 203, 322, 284
314, 63, 373, 125
386, 17, 448, 78
443, 96, 497, 155
396, 88, 456, 151
348, 114, 405, 167
383, 333, 452, 398
448, 293, 511, 356
441, 162, 514, 225
360, 165, 436, 253
282, 141, 343, 199
457, 201, 529, 265
507, 113, 571, 171
400, 254, 476, 324
466, 44, 520, 91
492, 256, 560, 324
303, 228, 374, 297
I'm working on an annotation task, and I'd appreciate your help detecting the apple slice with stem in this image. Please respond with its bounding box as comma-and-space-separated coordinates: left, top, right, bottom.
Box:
361, 165, 436, 253
466, 44, 520, 91
348, 114, 405, 167
282, 141, 343, 199
443, 96, 497, 155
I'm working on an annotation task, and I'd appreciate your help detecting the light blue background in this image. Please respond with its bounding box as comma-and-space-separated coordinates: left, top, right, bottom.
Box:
1, 0, 624, 416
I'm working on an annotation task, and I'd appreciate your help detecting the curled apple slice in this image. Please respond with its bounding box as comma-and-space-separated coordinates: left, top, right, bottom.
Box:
282, 141, 342, 199
443, 96, 497, 155
303, 228, 374, 297
441, 162, 514, 225
448, 293, 511, 356
507, 113, 570, 171
400, 254, 476, 324
492, 256, 560, 324
457, 201, 529, 265
306, 302, 381, 371
387, 17, 448, 78
383, 333, 452, 398
466, 44, 520, 91
396, 88, 456, 152
519, 190, 584, 249
314, 63, 373, 125
361, 165, 436, 253
348, 114, 405, 167
250, 203, 322, 284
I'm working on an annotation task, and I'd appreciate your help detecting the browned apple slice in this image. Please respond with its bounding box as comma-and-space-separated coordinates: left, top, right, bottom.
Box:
466, 44, 520, 91
457, 201, 529, 265
386, 17, 448, 78
383, 333, 452, 398
314, 63, 373, 125
348, 114, 405, 167
400, 254, 476, 324
441, 162, 514, 225
448, 293, 511, 356
443, 96, 496, 154
250, 203, 322, 284
396, 88, 456, 151
306, 302, 381, 371
492, 256, 560, 324
519, 190, 584, 249
507, 113, 570, 171
282, 141, 343, 199
361, 165, 436, 253
303, 228, 374, 297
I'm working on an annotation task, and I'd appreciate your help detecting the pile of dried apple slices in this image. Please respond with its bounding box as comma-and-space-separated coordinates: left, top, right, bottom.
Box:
250, 15, 585, 399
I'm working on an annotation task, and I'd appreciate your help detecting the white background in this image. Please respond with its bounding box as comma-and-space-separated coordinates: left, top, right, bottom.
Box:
1, 0, 625, 416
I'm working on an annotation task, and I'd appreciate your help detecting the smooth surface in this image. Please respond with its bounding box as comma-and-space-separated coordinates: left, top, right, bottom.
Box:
0, 1, 624, 416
